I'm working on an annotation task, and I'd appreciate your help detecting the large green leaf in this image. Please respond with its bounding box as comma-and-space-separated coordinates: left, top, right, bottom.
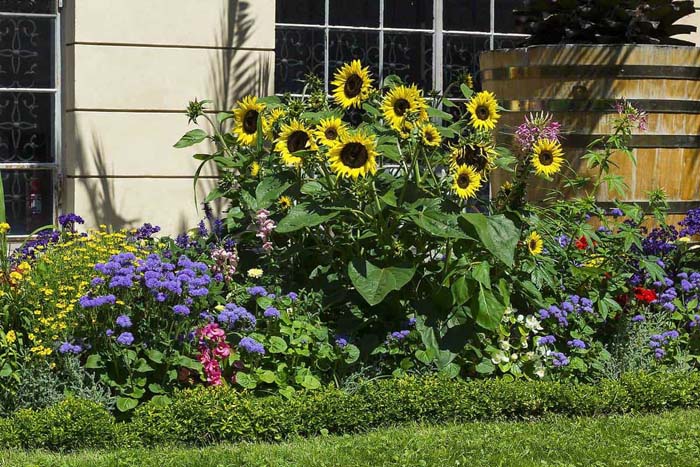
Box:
460, 214, 519, 267
255, 177, 292, 209
116, 396, 139, 412
276, 203, 339, 233
472, 284, 504, 331
408, 210, 468, 239
348, 260, 416, 306
173, 129, 208, 148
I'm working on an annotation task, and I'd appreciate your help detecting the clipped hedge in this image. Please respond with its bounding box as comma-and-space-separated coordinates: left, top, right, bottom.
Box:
3, 372, 700, 451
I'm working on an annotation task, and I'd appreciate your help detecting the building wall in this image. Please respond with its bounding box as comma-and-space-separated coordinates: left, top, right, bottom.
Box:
676, 0, 700, 45
62, 0, 275, 234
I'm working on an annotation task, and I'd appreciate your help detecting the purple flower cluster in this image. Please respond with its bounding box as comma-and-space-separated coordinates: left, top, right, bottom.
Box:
173, 304, 190, 316
538, 296, 593, 328
217, 303, 256, 331
15, 229, 60, 260
335, 336, 348, 348
514, 112, 561, 152
567, 339, 586, 349
632, 314, 646, 322
116, 332, 134, 346
116, 314, 132, 328
238, 336, 265, 355
131, 223, 161, 240
679, 208, 700, 237
58, 213, 85, 230
556, 234, 570, 248
642, 226, 678, 257
255, 209, 276, 253
58, 342, 83, 354
537, 335, 556, 346
387, 330, 410, 343
95, 252, 137, 289
263, 307, 280, 319
649, 330, 679, 359
247, 286, 268, 297
689, 315, 700, 329
550, 351, 570, 367
287, 292, 298, 301
138, 254, 210, 301
608, 207, 624, 217
79, 294, 116, 308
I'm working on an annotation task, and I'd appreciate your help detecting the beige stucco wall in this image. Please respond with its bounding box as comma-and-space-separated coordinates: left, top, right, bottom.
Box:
676, 0, 700, 45
62, 0, 275, 234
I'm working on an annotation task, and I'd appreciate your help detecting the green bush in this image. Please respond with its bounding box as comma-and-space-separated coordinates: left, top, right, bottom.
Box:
4, 372, 700, 452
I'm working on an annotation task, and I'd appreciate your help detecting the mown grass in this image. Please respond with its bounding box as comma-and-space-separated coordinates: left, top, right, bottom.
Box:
3, 409, 700, 467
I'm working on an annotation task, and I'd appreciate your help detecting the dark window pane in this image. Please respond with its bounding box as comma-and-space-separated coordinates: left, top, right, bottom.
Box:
495, 0, 522, 33
494, 35, 524, 50
383, 33, 433, 90
275, 27, 325, 93
384, 0, 432, 29
328, 30, 379, 82
0, 17, 54, 88
443, 34, 490, 94
0, 92, 53, 162
329, 0, 379, 27
0, 0, 55, 14
444, 0, 489, 32
276, 0, 324, 24
2, 169, 52, 235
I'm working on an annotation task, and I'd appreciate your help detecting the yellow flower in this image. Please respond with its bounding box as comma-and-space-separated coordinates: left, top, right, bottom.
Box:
5, 330, 16, 344
678, 236, 692, 243
466, 90, 500, 131
247, 268, 263, 279
526, 231, 544, 256
315, 117, 348, 147
275, 119, 317, 166
452, 165, 482, 200
450, 143, 495, 174
584, 257, 604, 268
0, 223, 10, 234
278, 195, 293, 210
419, 124, 442, 147
9, 271, 22, 282
331, 60, 373, 109
381, 84, 427, 133
465, 73, 474, 89
531, 138, 564, 177
233, 96, 266, 146
264, 108, 286, 139
17, 262, 31, 274
328, 132, 378, 179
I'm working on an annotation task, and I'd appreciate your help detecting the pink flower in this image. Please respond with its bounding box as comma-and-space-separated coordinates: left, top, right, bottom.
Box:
213, 342, 231, 359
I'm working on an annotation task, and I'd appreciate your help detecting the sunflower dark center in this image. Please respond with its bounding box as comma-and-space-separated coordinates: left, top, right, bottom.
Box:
457, 174, 471, 189
476, 105, 490, 120
340, 142, 368, 168
393, 98, 411, 117
324, 128, 338, 140
425, 130, 434, 142
538, 150, 554, 166
287, 130, 309, 153
344, 74, 363, 98
456, 146, 487, 172
243, 110, 259, 134
529, 239, 538, 250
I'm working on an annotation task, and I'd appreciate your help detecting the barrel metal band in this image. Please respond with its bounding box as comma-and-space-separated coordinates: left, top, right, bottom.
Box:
501, 99, 700, 114
482, 65, 700, 81
596, 201, 700, 215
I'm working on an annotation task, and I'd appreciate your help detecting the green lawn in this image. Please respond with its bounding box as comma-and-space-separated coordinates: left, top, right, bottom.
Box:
3, 409, 700, 467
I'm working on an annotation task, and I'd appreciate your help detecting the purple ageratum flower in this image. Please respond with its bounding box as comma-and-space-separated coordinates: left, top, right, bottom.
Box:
247, 286, 268, 297
567, 339, 586, 349
690, 315, 700, 328
654, 348, 666, 359
407, 317, 417, 328
58, 213, 85, 229
556, 234, 570, 248
681, 279, 694, 293
238, 336, 265, 355
173, 304, 190, 316
217, 304, 256, 331
608, 208, 624, 217
116, 332, 134, 346
198, 220, 208, 237
106, 329, 114, 337
263, 307, 280, 319
551, 351, 570, 367
58, 342, 82, 354
537, 335, 556, 346
90, 277, 105, 287
132, 223, 161, 240
79, 294, 116, 308
335, 336, 348, 348
632, 314, 646, 322
287, 292, 298, 301
115, 314, 132, 328
387, 330, 410, 343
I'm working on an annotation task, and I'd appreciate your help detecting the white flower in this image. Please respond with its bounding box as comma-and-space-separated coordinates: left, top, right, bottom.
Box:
247, 268, 263, 279
498, 340, 511, 351
516, 314, 525, 323
510, 353, 519, 362
525, 315, 543, 332
521, 339, 529, 349
503, 306, 515, 316
490, 350, 509, 365
535, 367, 545, 378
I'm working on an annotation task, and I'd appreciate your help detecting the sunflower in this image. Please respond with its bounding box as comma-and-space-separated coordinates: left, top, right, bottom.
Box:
452, 165, 482, 200
315, 117, 348, 147
381, 84, 428, 132
449, 143, 495, 173
264, 107, 286, 139
331, 60, 373, 109
328, 132, 378, 179
233, 96, 266, 146
250, 161, 261, 177
531, 138, 564, 177
278, 195, 293, 210
420, 124, 442, 147
526, 231, 543, 256
275, 119, 317, 166
466, 90, 500, 131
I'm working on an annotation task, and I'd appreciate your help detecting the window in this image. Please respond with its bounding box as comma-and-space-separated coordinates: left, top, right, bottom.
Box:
275, 0, 527, 95
0, 0, 60, 236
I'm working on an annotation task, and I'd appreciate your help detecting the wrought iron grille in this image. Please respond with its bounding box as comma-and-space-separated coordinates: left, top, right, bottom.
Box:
0, 0, 59, 236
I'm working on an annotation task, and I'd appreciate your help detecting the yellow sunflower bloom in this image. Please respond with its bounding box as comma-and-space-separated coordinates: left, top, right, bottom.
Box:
381, 84, 428, 133
466, 90, 500, 131
264, 107, 286, 139
328, 132, 378, 179
233, 96, 266, 146
275, 119, 317, 167
526, 231, 544, 256
531, 138, 564, 177
315, 117, 348, 147
420, 124, 442, 147
278, 195, 293, 210
0, 223, 9, 234
250, 161, 261, 177
331, 60, 373, 109
452, 165, 482, 200
449, 143, 495, 173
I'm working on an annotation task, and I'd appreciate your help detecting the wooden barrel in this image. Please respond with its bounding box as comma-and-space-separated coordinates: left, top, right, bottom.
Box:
480, 44, 700, 225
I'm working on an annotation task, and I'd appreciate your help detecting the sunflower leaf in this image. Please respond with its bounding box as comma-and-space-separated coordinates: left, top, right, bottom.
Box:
427, 106, 453, 122
348, 260, 416, 306
460, 83, 474, 99
255, 177, 292, 209
174, 129, 208, 148
460, 214, 519, 267
276, 203, 339, 233
408, 210, 468, 239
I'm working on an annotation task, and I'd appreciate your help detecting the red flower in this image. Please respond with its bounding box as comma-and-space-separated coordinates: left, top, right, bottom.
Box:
634, 287, 657, 304
575, 235, 588, 250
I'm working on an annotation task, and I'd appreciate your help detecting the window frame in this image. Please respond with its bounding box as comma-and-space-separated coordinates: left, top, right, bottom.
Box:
0, 1, 61, 239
